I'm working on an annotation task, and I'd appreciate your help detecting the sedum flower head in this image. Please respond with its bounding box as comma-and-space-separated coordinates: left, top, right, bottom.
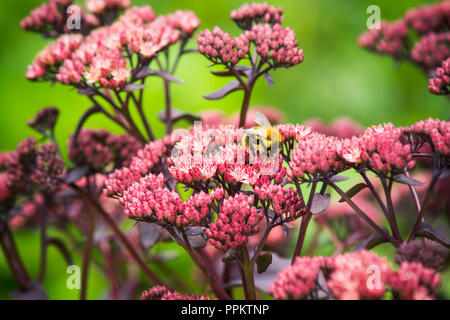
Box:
206, 193, 263, 251
389, 262, 441, 300
231, 2, 283, 30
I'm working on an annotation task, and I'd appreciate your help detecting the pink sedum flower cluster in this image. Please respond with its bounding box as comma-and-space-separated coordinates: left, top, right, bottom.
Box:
269, 256, 325, 299
0, 138, 64, 195
141, 286, 211, 300
26, 5, 200, 90
356, 124, 415, 175
326, 250, 391, 300
26, 34, 83, 80
408, 118, 450, 158
411, 32, 450, 70
389, 262, 441, 300
206, 193, 263, 250
359, 1, 450, 94
245, 23, 304, 67
395, 239, 448, 270
271, 250, 442, 300
254, 183, 306, 223
405, 1, 450, 34
197, 28, 249, 66
358, 21, 408, 57
289, 132, 343, 179
104, 135, 174, 198
68, 129, 141, 172
85, 0, 130, 15
429, 57, 450, 94
231, 2, 283, 30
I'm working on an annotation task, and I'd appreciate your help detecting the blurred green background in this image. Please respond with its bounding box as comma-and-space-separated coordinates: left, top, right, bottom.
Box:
0, 0, 448, 299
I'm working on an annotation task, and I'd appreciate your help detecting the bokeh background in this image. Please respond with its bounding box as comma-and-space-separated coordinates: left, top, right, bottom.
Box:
0, 0, 448, 299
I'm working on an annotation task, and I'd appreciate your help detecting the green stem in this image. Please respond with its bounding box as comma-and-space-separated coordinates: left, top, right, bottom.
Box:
238, 246, 257, 300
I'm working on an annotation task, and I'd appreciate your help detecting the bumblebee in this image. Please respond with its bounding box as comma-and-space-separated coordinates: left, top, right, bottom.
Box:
242, 112, 282, 155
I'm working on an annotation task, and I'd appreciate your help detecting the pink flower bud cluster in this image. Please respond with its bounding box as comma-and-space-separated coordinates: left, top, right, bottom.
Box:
276, 124, 312, 143
305, 117, 364, 139
68, 129, 141, 172
359, 1, 450, 79
141, 286, 210, 300
26, 5, 198, 89
429, 57, 450, 94
389, 262, 441, 300
409, 118, 450, 158
119, 173, 216, 227
104, 136, 174, 198
85, 0, 130, 15
136, 22, 180, 59
20, 0, 74, 37
120, 173, 180, 223
289, 132, 343, 179
326, 250, 391, 300
26, 34, 83, 80
411, 32, 450, 70
231, 2, 283, 30
3, 138, 38, 193
197, 27, 249, 66
254, 183, 306, 223
356, 123, 415, 175
269, 256, 325, 299
160, 10, 201, 37
206, 193, 263, 251
32, 143, 65, 192
1, 138, 63, 194
405, 1, 450, 35
395, 239, 448, 271
271, 250, 442, 300
119, 6, 155, 24
245, 23, 304, 68
27, 107, 59, 134
358, 20, 408, 57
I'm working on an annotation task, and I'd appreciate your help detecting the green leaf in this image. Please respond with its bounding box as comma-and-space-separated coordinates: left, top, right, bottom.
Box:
338, 183, 367, 202
256, 251, 273, 274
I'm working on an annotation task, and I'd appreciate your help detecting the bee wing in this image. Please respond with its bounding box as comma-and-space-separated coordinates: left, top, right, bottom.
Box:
254, 112, 272, 128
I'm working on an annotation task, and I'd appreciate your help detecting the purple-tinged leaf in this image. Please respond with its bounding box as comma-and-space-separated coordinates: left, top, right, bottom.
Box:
185, 227, 207, 249
138, 222, 162, 250
148, 250, 179, 263
310, 193, 330, 215
264, 72, 274, 87
417, 221, 450, 249
329, 175, 350, 182
10, 282, 48, 300
157, 108, 201, 124
77, 87, 97, 96
211, 70, 234, 77
393, 174, 425, 186
203, 80, 243, 100
338, 183, 367, 202
211, 66, 252, 77
256, 251, 273, 274
134, 66, 155, 79
224, 253, 290, 293
46, 237, 73, 266
122, 83, 146, 92
64, 165, 89, 184
154, 70, 184, 84
352, 229, 389, 251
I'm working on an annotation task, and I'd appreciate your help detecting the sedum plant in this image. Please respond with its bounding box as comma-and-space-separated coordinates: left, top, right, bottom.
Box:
0, 1, 447, 301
